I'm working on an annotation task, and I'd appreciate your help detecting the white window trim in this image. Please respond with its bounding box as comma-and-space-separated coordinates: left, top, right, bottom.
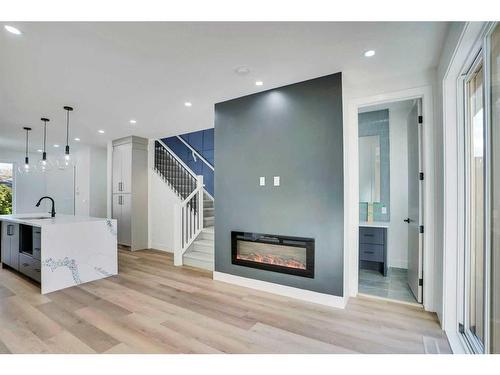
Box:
441, 21, 491, 354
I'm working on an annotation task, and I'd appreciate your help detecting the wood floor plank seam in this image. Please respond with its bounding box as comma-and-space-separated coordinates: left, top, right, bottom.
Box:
0, 249, 451, 354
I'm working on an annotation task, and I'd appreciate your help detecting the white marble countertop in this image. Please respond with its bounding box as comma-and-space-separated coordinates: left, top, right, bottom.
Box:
0, 213, 110, 227
359, 221, 390, 228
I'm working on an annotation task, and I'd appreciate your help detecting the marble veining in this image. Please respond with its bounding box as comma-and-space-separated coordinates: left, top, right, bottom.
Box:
43, 257, 82, 284
0, 214, 118, 294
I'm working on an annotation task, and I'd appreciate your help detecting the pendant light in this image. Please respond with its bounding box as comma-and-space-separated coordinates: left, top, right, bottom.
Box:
56, 106, 75, 170
17, 127, 33, 175
38, 117, 53, 172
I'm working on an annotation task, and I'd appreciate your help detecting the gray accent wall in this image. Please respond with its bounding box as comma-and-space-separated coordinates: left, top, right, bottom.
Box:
214, 73, 344, 296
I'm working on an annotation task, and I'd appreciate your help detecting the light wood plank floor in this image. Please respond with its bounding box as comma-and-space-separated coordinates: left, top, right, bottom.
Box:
0, 249, 451, 354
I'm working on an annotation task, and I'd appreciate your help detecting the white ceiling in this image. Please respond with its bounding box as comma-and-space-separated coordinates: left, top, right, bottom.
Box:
0, 22, 449, 152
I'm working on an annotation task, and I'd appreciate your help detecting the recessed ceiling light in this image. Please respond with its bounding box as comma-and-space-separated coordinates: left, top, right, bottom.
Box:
98, 130, 105, 134
234, 66, 250, 76
74, 137, 80, 141
4, 25, 22, 35
255, 81, 264, 86
184, 102, 192, 107
364, 50, 376, 57
129, 119, 137, 124
53, 144, 60, 148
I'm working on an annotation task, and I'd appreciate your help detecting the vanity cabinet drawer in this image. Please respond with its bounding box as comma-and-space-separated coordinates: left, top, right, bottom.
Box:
359, 227, 385, 245
359, 243, 384, 262
18, 253, 41, 283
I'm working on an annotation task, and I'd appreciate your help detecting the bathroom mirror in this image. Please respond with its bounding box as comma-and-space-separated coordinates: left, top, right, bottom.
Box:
359, 135, 381, 203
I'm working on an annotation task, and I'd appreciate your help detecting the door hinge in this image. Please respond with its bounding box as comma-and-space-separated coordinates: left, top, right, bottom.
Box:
418, 115, 423, 124
419, 225, 424, 234
419, 278, 423, 286
459, 323, 465, 334
419, 172, 424, 181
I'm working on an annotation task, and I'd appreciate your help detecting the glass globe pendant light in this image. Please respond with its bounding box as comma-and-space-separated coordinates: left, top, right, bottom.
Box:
17, 127, 33, 175
38, 117, 53, 172
56, 106, 75, 170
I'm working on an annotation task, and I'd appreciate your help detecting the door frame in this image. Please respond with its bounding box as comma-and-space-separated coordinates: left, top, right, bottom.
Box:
344, 85, 435, 312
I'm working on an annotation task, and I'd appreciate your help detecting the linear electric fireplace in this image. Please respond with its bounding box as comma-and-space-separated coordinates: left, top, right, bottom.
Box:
231, 231, 314, 278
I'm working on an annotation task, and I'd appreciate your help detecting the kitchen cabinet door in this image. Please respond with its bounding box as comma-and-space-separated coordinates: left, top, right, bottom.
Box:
9, 224, 19, 269
120, 143, 132, 194
120, 194, 132, 246
1, 223, 11, 266
112, 145, 122, 194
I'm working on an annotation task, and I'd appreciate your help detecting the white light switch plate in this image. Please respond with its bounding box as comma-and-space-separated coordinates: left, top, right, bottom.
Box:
381, 206, 387, 214
273, 176, 280, 186
259, 177, 265, 186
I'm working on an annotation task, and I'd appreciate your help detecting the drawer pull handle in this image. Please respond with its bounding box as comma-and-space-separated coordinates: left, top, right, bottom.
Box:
364, 234, 374, 237
22, 263, 29, 267
363, 251, 375, 254
34, 269, 40, 273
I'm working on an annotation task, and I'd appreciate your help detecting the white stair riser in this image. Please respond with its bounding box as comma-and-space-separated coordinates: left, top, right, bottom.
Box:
198, 232, 214, 241
183, 253, 214, 271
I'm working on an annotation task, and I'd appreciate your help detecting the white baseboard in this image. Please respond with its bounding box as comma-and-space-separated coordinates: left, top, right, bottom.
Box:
388, 261, 408, 270
213, 271, 346, 309
150, 243, 173, 253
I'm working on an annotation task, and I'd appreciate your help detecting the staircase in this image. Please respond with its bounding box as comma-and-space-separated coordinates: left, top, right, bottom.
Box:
154, 140, 214, 271
183, 193, 214, 271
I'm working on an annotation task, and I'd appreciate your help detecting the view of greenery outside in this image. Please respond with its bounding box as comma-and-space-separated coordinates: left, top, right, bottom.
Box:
0, 184, 13, 214
0, 163, 13, 214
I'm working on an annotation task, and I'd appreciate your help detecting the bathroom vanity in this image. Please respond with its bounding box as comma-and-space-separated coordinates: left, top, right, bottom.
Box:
0, 213, 117, 294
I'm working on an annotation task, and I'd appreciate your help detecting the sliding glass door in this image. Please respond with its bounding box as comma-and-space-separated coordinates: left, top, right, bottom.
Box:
461, 22, 500, 354
464, 59, 486, 352
490, 23, 500, 354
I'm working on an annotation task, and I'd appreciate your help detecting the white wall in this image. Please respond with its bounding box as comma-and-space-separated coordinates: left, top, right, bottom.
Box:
435, 22, 467, 326
147, 139, 180, 253
149, 171, 179, 252
1, 145, 107, 217
75, 145, 107, 218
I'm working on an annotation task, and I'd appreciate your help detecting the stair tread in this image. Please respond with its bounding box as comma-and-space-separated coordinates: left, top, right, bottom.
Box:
203, 226, 214, 233
183, 250, 214, 262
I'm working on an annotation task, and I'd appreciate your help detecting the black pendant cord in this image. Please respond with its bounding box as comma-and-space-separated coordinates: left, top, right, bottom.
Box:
63, 106, 73, 155
41, 118, 50, 161
23, 127, 31, 165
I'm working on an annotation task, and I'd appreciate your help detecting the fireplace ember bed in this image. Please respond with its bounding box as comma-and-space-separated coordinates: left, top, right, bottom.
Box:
231, 231, 314, 278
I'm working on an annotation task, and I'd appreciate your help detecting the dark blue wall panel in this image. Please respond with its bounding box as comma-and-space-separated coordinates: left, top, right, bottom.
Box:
162, 128, 215, 197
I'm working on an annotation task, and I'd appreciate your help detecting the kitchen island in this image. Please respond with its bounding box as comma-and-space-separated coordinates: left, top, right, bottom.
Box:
0, 213, 117, 294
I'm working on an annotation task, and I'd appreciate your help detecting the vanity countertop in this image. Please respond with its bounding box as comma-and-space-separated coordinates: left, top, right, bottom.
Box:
359, 221, 389, 228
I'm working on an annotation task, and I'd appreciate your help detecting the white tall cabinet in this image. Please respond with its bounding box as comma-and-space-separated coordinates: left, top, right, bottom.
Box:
112, 136, 148, 251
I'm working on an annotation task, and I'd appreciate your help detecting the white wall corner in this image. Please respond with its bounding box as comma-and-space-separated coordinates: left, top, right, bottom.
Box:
213, 271, 347, 309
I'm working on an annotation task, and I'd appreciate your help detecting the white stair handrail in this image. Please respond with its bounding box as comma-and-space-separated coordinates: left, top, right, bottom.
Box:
176, 135, 214, 171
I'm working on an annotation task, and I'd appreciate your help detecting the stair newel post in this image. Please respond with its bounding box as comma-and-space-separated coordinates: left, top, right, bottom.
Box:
197, 175, 204, 231
174, 202, 182, 266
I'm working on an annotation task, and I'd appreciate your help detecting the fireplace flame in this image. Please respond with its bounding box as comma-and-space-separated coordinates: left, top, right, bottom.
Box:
237, 252, 306, 270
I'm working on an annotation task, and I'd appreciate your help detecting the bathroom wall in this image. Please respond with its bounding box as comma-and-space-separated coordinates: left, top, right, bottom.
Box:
358, 109, 390, 222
